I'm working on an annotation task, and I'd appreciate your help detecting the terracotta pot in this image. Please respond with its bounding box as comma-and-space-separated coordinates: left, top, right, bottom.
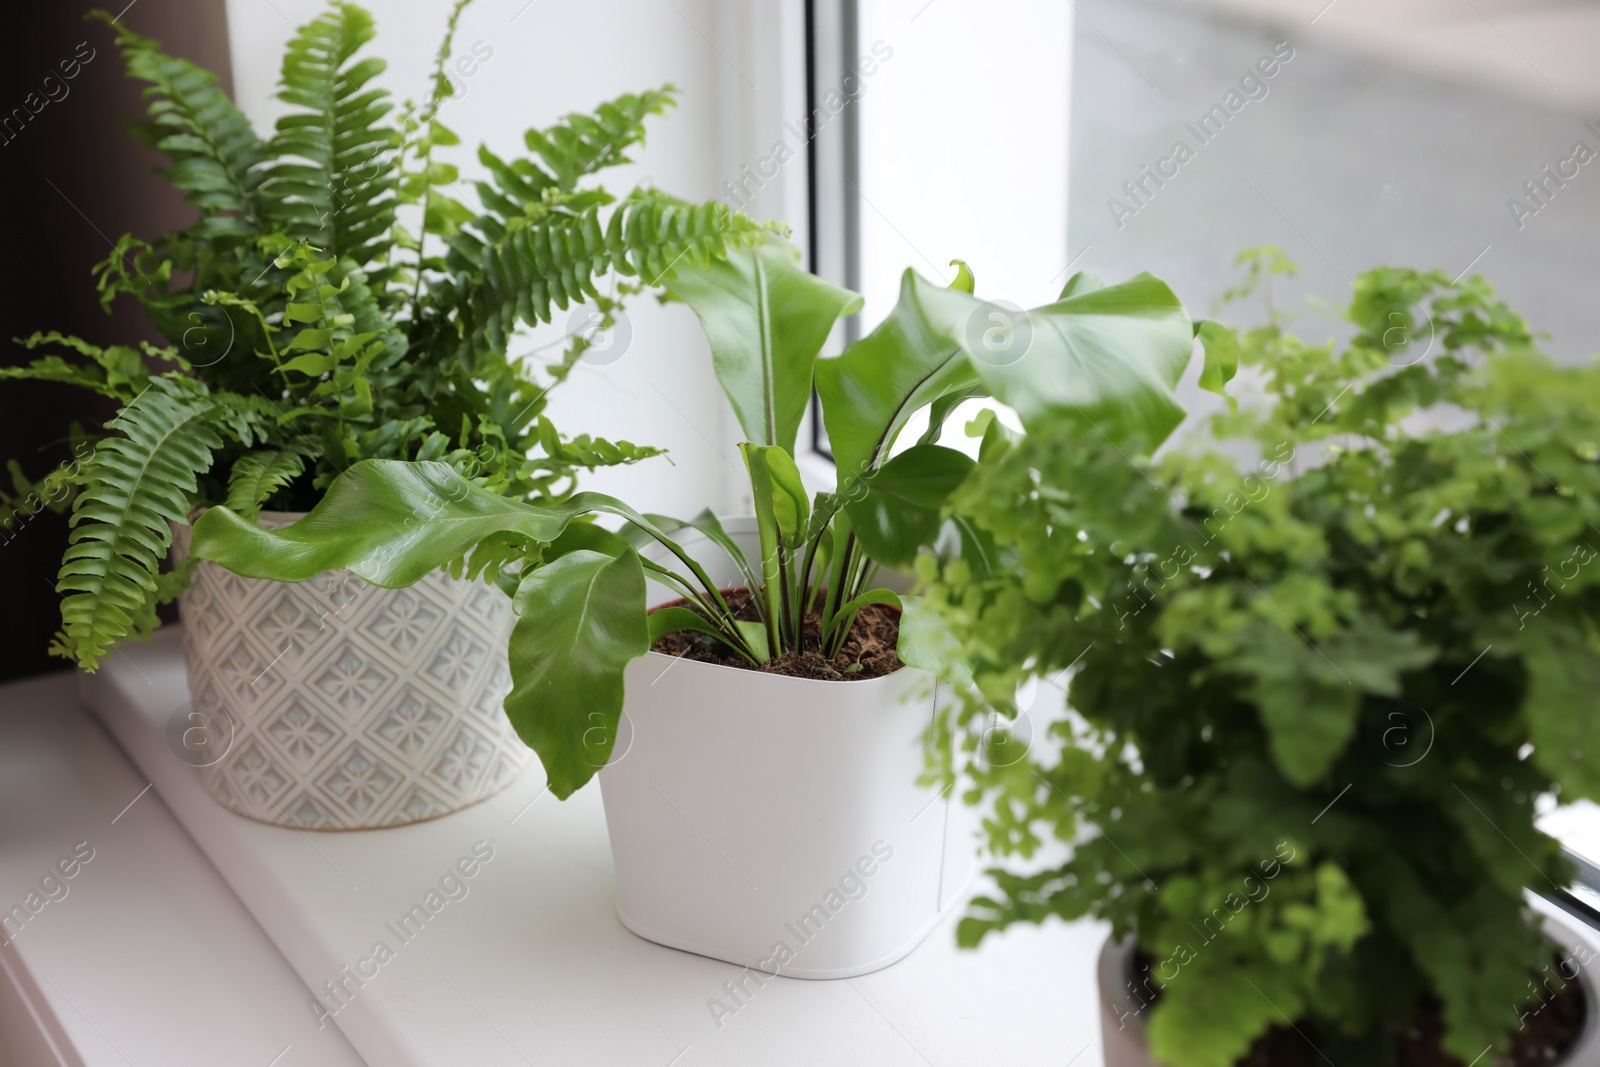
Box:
1097, 898, 1600, 1066
170, 515, 530, 830
598, 518, 976, 977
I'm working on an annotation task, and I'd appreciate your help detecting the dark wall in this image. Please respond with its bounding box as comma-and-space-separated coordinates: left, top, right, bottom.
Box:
0, 1, 233, 681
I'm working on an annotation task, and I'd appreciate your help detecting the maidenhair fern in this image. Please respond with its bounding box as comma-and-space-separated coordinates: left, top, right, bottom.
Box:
7, 0, 770, 669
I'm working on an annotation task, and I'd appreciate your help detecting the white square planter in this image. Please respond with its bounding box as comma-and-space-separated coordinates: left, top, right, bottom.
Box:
598, 519, 976, 978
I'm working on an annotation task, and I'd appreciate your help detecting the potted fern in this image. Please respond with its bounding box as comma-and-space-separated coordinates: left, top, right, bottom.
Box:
3, 0, 767, 829
924, 253, 1600, 1064
189, 238, 1238, 969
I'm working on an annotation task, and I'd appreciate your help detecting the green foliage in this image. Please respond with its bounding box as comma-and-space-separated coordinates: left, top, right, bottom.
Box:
930, 253, 1593, 1064
454, 192, 766, 369
667, 239, 862, 453
89, 12, 269, 239
192, 240, 1214, 800
507, 541, 651, 797
9, 1, 765, 668
59, 378, 224, 670
225, 448, 310, 520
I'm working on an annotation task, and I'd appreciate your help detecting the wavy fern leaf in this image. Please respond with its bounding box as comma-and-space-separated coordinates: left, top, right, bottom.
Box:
471, 87, 677, 241
527, 86, 677, 191
267, 2, 399, 278
1, 355, 121, 398
226, 449, 307, 519
90, 12, 268, 240
58, 378, 223, 670
3, 331, 159, 400
535, 416, 664, 470
2, 456, 89, 524
448, 193, 771, 367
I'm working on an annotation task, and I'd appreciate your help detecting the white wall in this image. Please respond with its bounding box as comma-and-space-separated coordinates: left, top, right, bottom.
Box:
223, 0, 743, 518
221, 0, 1075, 510
855, 0, 1074, 322
852, 0, 1074, 458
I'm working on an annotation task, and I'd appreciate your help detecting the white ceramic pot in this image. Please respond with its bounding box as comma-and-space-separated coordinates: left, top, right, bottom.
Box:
598, 518, 975, 978
170, 516, 530, 830
1096, 894, 1600, 1066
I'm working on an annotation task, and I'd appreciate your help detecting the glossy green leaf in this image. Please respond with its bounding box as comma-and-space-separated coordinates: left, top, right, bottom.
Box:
1194, 318, 1241, 409
948, 258, 975, 294
845, 444, 974, 569
815, 269, 988, 484
648, 605, 718, 643
192, 458, 608, 586
821, 586, 901, 646
974, 272, 1195, 448
738, 443, 785, 654
680, 508, 761, 596
665, 240, 861, 454
1058, 270, 1104, 298
505, 545, 650, 799
623, 509, 762, 606
647, 605, 758, 663
915, 385, 988, 447
734, 620, 772, 663
766, 446, 810, 541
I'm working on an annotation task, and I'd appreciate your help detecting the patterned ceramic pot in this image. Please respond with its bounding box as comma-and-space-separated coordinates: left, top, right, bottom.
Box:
170, 516, 530, 830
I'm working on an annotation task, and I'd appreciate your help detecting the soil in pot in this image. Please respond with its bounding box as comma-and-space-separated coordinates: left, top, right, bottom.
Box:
648, 589, 903, 680
1237, 985, 1581, 1066
1130, 951, 1585, 1066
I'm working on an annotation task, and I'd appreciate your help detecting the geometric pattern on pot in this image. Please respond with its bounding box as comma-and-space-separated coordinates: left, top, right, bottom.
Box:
172, 515, 530, 831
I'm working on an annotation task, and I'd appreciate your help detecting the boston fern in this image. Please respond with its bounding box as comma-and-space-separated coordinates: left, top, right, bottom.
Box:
2, 0, 768, 670
188, 239, 1237, 799
923, 252, 1600, 1064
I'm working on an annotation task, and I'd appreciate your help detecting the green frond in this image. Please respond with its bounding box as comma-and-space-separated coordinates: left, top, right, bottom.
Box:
4, 332, 153, 400
208, 390, 297, 449
225, 449, 307, 518
536, 417, 664, 470
20, 8, 747, 674
89, 11, 268, 239
123, 554, 199, 646
526, 86, 677, 191
469, 87, 677, 241
329, 258, 408, 370
448, 193, 773, 368
266, 2, 400, 280
423, 0, 475, 118
56, 377, 224, 670
1, 355, 120, 398
2, 457, 89, 524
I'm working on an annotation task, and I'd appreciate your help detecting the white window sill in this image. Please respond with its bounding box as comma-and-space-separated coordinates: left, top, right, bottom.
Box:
0, 669, 363, 1067
66, 626, 1103, 1067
